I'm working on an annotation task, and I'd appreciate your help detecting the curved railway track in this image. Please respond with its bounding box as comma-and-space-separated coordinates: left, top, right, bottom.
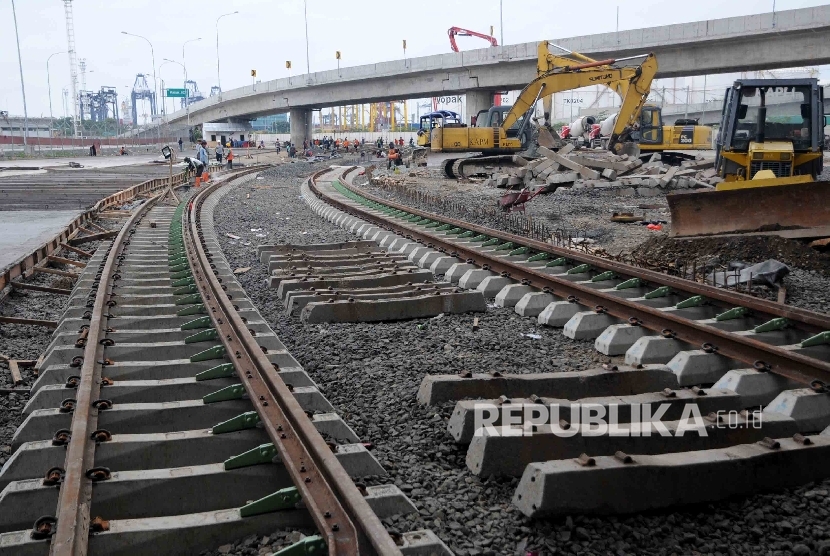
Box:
303, 165, 830, 518
0, 168, 446, 555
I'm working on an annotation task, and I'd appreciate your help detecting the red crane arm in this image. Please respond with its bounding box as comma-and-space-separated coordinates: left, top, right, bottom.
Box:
448, 26, 498, 52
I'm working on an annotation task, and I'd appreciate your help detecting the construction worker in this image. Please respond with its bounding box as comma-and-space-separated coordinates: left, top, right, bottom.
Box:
215, 142, 224, 163
387, 146, 400, 169
226, 146, 234, 169
353, 138, 359, 150
178, 138, 183, 152
398, 136, 404, 146
184, 156, 204, 179
197, 141, 209, 168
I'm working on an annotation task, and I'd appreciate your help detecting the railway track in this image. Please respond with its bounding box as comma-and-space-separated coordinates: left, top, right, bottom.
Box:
0, 168, 447, 555
304, 165, 830, 518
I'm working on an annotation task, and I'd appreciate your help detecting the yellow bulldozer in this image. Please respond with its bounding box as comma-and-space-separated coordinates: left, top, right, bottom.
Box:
667, 78, 830, 237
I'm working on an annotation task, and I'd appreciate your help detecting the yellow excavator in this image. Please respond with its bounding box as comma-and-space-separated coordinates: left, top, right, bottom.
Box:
423, 43, 658, 178
667, 78, 830, 237
421, 42, 712, 178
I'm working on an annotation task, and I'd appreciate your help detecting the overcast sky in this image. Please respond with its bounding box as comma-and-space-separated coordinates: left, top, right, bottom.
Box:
1, 0, 828, 117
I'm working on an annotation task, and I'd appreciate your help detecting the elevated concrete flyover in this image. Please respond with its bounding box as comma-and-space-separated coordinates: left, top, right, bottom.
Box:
165, 5, 830, 143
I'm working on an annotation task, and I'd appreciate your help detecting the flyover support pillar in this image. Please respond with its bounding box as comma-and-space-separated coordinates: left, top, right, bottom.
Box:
289, 108, 312, 146
466, 90, 495, 126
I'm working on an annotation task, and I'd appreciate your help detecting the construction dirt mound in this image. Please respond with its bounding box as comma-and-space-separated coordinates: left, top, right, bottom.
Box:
631, 235, 830, 276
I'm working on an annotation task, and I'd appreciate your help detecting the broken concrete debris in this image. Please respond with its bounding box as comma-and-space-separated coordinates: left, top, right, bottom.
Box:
487, 148, 721, 195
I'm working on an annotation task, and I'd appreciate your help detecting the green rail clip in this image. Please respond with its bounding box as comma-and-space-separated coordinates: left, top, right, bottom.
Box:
470, 234, 489, 242
190, 345, 227, 362
458, 231, 476, 238
273, 536, 327, 556
172, 276, 195, 287
494, 242, 515, 251
546, 257, 568, 267
170, 270, 192, 280
590, 271, 616, 282
801, 331, 830, 348
203, 383, 246, 404
644, 285, 672, 299
240, 487, 302, 518
175, 293, 203, 306
177, 304, 207, 316
435, 223, 452, 232
614, 277, 642, 290
567, 264, 591, 275
425, 221, 441, 228
508, 246, 529, 256
224, 443, 278, 470
185, 328, 219, 344
446, 227, 464, 235
481, 238, 500, 247
676, 295, 707, 309
715, 306, 749, 321
195, 362, 236, 381
181, 316, 213, 331
173, 284, 199, 296
754, 317, 790, 333
527, 252, 549, 262
170, 263, 189, 274
212, 411, 260, 434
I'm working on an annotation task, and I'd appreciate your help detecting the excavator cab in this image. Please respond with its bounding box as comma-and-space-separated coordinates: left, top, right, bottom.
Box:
638, 106, 664, 145
417, 110, 462, 147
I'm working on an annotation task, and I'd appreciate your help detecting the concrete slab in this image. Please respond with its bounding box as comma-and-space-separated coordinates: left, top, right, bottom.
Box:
537, 300, 581, 327
494, 285, 535, 308
476, 276, 514, 297
0, 209, 83, 271
514, 292, 556, 317
513, 434, 830, 518
417, 365, 678, 405
563, 312, 620, 341
458, 269, 496, 290
595, 324, 651, 356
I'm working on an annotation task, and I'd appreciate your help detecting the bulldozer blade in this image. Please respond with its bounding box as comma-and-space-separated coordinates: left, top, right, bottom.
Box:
667, 181, 830, 238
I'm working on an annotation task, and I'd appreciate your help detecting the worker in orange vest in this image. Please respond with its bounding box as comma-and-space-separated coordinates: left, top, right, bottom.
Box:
387, 147, 400, 169
226, 146, 234, 169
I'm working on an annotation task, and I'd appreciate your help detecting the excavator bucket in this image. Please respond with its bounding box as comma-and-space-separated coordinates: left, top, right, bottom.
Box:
667, 181, 830, 238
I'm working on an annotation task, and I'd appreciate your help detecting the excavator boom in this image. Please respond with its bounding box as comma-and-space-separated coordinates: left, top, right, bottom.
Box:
501, 53, 658, 153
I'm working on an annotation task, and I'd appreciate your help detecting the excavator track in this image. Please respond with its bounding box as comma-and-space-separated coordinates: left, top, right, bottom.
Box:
442, 155, 520, 180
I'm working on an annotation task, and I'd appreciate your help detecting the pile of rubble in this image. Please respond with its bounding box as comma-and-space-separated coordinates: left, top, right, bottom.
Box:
484, 145, 721, 197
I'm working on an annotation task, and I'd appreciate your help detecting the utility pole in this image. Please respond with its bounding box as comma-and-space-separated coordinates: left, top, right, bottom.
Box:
216, 11, 239, 100
47, 52, 67, 144
499, 0, 504, 46
63, 0, 80, 138
12, 0, 30, 148
304, 0, 311, 75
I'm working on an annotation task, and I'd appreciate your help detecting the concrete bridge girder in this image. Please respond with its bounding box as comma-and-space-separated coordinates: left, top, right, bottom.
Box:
163, 6, 830, 128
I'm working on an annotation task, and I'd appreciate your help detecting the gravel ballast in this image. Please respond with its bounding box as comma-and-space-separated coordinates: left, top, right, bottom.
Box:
210, 163, 830, 556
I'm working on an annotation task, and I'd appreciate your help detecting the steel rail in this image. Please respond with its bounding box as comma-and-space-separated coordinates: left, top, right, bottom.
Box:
185, 168, 402, 555
308, 167, 830, 388
50, 193, 162, 555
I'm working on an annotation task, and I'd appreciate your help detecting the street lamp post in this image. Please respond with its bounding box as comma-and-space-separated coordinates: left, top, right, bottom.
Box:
182, 37, 201, 125
304, 0, 311, 75
11, 0, 29, 148
163, 58, 188, 126
216, 12, 239, 99
47, 51, 67, 146
121, 31, 159, 141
